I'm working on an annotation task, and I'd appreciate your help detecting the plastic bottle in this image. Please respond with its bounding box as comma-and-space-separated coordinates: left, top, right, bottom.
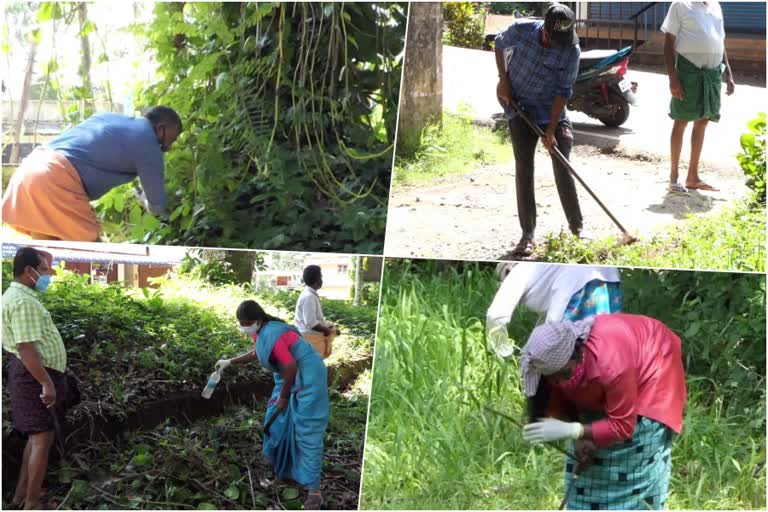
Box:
201, 370, 221, 399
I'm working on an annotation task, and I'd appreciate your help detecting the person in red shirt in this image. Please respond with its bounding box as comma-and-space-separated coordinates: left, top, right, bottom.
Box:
519, 313, 687, 510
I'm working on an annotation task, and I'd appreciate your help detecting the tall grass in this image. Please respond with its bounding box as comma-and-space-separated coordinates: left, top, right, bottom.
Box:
360, 261, 766, 509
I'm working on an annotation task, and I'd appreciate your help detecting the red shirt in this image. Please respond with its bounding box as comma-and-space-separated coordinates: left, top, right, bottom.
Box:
253, 330, 299, 366
547, 313, 687, 448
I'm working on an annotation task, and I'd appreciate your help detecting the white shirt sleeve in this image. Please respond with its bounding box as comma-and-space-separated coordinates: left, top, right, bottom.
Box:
485, 264, 532, 357
295, 292, 323, 332
661, 2, 682, 37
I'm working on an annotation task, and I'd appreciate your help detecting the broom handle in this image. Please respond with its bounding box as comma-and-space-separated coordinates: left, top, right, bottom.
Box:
505, 99, 632, 236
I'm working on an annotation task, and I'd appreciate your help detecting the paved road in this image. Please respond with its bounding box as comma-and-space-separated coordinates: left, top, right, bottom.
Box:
443, 45, 767, 169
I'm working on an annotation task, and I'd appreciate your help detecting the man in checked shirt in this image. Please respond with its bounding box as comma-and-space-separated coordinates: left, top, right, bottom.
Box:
495, 3, 586, 257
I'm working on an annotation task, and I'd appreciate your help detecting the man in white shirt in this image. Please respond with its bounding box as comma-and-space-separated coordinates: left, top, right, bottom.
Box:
661, 1, 735, 194
295, 265, 337, 359
486, 262, 622, 358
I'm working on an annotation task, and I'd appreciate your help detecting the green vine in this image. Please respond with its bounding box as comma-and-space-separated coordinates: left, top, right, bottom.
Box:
95, 2, 406, 253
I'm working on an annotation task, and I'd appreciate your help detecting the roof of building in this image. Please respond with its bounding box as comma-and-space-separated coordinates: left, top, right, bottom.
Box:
2, 242, 185, 266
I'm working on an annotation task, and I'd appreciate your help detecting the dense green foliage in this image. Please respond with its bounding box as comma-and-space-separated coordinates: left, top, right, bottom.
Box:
737, 113, 766, 205
1, 265, 377, 424
487, 2, 541, 16
94, 2, 406, 253
542, 202, 766, 273
361, 261, 766, 509
22, 375, 370, 510
443, 3, 488, 49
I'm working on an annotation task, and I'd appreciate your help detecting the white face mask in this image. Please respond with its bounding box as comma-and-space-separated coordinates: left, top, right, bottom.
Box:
239, 323, 260, 335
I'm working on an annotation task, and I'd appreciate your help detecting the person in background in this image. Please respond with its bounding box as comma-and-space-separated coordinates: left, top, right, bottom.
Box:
520, 314, 687, 510
3, 247, 68, 510
294, 265, 338, 359
486, 262, 622, 358
2, 106, 182, 241
215, 300, 329, 509
662, 0, 734, 193
494, 3, 586, 256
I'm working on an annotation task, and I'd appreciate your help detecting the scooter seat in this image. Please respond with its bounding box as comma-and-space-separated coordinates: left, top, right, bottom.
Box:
579, 49, 620, 71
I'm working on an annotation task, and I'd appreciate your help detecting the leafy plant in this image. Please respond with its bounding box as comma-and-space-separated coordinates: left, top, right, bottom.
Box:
737, 113, 766, 205
31, 375, 370, 510
361, 261, 766, 509
93, 2, 406, 253
443, 2, 489, 50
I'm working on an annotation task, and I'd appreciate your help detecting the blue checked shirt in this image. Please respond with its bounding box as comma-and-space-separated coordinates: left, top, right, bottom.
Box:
495, 20, 580, 126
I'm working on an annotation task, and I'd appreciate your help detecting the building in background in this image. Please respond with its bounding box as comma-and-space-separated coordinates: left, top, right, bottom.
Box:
1, 242, 185, 288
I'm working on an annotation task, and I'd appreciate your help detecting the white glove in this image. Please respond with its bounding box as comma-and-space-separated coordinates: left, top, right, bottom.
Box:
523, 418, 584, 444
487, 324, 516, 358
215, 359, 232, 372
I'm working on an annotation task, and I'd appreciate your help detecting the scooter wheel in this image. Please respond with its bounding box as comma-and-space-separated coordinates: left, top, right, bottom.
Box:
598, 93, 630, 127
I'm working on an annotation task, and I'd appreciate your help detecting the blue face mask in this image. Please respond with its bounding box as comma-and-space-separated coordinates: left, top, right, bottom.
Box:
32, 269, 51, 292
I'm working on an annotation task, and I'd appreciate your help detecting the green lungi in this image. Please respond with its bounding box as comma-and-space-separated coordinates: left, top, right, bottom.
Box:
669, 54, 724, 122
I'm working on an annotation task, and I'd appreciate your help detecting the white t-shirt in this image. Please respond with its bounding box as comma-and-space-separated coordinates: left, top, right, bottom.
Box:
294, 286, 326, 333
485, 263, 621, 357
661, 1, 725, 70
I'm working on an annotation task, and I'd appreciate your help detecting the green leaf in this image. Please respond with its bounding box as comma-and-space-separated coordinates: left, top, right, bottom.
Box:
129, 204, 142, 226
142, 213, 160, 232
281, 487, 300, 500
37, 3, 61, 22
197, 503, 217, 510
114, 193, 125, 213
80, 20, 97, 38
224, 485, 239, 500
133, 452, 152, 467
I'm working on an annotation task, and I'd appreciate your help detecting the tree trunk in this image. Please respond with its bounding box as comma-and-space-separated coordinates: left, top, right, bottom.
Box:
363, 256, 384, 282
9, 39, 38, 164
353, 256, 363, 306
396, 2, 443, 156
226, 250, 257, 285
77, 2, 93, 114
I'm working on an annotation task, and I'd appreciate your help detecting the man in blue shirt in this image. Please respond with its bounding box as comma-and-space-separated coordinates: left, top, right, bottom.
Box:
495, 4, 585, 257
2, 106, 182, 241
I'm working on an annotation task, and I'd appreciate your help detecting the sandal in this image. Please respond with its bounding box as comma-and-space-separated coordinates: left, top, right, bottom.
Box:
667, 182, 688, 193
512, 237, 536, 257
304, 490, 323, 510
685, 181, 719, 192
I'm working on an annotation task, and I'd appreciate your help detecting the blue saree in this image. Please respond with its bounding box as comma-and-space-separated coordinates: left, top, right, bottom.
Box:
255, 321, 329, 490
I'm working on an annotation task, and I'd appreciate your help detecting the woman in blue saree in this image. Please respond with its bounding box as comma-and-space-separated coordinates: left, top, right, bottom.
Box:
216, 300, 329, 509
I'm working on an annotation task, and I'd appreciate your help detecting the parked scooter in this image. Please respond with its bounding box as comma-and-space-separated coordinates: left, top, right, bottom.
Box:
569, 46, 638, 127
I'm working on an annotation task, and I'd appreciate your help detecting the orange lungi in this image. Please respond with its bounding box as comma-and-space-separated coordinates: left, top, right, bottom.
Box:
2, 147, 100, 241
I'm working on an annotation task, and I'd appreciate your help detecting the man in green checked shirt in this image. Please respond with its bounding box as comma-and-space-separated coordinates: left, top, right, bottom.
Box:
3, 247, 69, 510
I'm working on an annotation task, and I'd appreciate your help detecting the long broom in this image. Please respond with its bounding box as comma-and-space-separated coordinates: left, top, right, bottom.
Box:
503, 97, 638, 246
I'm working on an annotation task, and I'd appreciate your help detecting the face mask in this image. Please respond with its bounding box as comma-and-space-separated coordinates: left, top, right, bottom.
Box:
239, 322, 260, 335
31, 269, 51, 293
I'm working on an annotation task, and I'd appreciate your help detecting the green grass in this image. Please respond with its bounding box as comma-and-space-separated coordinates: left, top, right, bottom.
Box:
393, 109, 513, 186
542, 202, 766, 272
360, 261, 766, 509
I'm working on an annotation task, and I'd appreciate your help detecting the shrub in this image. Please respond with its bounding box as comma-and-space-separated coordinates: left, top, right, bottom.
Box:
737, 113, 766, 205
443, 2, 489, 49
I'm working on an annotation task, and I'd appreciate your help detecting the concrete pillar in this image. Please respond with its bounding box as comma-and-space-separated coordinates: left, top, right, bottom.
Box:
397, 2, 443, 155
